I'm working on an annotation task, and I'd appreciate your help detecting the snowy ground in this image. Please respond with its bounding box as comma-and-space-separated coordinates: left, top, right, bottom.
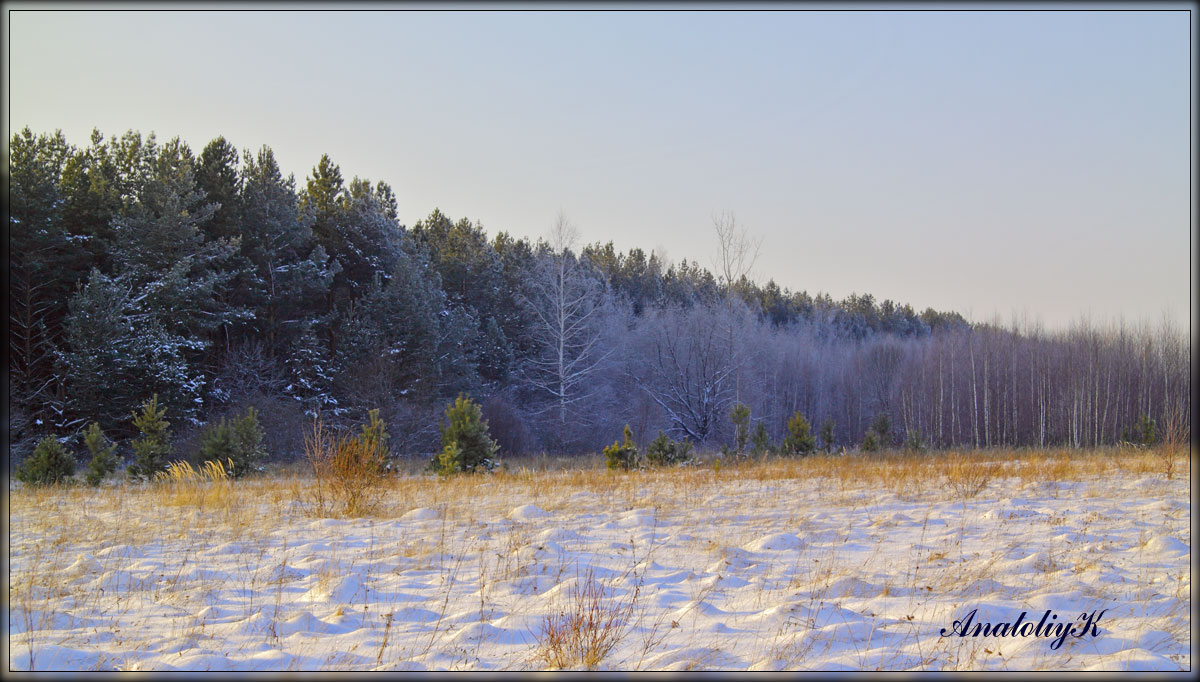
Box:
7, 453, 1191, 671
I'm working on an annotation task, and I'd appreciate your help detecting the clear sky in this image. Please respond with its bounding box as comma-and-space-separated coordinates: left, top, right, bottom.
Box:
7, 4, 1193, 330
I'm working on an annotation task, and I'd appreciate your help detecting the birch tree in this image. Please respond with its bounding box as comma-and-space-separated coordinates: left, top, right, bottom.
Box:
519, 213, 613, 427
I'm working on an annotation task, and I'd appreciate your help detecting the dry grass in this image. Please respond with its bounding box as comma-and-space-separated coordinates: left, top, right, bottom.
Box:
303, 418, 389, 517
7, 445, 1189, 671
153, 458, 233, 508
533, 568, 639, 670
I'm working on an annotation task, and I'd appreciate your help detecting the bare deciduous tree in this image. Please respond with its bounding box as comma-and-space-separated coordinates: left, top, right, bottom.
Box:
519, 212, 614, 429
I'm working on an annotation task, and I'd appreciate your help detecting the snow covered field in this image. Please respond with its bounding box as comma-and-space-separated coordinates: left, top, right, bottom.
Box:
8, 450, 1191, 671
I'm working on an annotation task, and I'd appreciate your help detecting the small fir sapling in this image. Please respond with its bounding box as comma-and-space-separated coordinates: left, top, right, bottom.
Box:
83, 422, 119, 486
904, 428, 926, 453
359, 408, 390, 463
729, 403, 751, 456
198, 406, 268, 478
861, 428, 881, 453
870, 412, 892, 449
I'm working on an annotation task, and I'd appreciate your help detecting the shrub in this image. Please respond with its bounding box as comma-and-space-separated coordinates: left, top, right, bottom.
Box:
304, 416, 390, 517
729, 403, 751, 456
750, 421, 772, 456
83, 422, 119, 486
604, 424, 639, 471
16, 436, 76, 486
783, 411, 816, 456
198, 407, 267, 479
645, 430, 692, 466
534, 568, 637, 670
432, 394, 499, 475
128, 394, 172, 482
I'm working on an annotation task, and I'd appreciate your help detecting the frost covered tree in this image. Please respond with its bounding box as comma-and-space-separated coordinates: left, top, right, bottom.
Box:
410, 209, 519, 385
631, 301, 749, 444
519, 213, 614, 429
58, 269, 205, 428
335, 244, 479, 409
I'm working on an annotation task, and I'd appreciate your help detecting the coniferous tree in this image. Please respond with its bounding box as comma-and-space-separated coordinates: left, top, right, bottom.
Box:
729, 403, 751, 456
433, 395, 499, 474
819, 418, 836, 453
783, 411, 817, 456
83, 422, 119, 486
750, 420, 772, 456
9, 128, 79, 428
604, 424, 640, 471
238, 146, 332, 354
17, 436, 76, 487
127, 394, 172, 481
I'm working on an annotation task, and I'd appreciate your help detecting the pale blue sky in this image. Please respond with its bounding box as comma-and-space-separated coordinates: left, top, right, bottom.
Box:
7, 5, 1193, 330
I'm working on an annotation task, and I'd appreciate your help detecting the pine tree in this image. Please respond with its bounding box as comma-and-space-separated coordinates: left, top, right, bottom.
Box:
646, 430, 692, 466
197, 407, 266, 477
819, 418, 836, 453
358, 408, 390, 470
83, 422, 119, 486
861, 429, 881, 453
238, 146, 330, 353
16, 436, 76, 487
433, 394, 499, 475
228, 406, 267, 477
196, 136, 242, 242
604, 424, 640, 471
870, 412, 892, 450
783, 411, 816, 456
128, 394, 172, 481
9, 128, 79, 427
750, 420, 772, 456
729, 403, 751, 456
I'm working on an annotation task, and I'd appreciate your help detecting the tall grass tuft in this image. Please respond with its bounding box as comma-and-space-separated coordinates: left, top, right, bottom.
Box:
153, 458, 233, 507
